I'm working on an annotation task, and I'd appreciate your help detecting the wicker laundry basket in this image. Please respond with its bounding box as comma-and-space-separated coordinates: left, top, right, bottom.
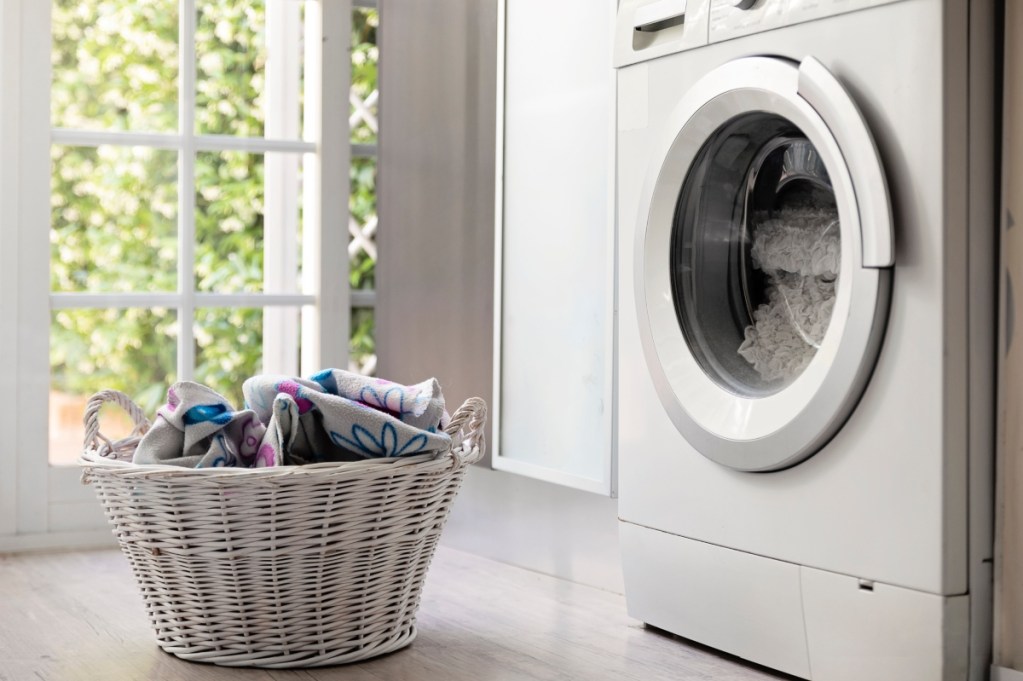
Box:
79, 389, 487, 668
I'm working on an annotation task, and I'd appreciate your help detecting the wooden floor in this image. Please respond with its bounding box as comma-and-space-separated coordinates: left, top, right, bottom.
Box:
0, 546, 794, 681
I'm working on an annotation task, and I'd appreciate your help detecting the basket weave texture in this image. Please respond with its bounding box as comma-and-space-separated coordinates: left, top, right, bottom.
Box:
79, 389, 487, 668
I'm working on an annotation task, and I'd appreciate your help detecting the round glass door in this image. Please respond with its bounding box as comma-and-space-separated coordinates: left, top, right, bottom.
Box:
634, 56, 893, 471
672, 114, 841, 398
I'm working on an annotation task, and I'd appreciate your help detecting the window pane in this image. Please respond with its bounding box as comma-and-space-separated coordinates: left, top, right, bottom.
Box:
351, 8, 378, 145
195, 0, 306, 138
50, 307, 177, 465
349, 156, 377, 291
194, 307, 265, 410
350, 306, 375, 376
195, 151, 303, 293
51, 145, 178, 293
51, 0, 179, 132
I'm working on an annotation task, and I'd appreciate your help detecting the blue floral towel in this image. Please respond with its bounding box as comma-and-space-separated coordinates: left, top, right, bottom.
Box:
242, 369, 451, 466
132, 382, 267, 467
132, 370, 451, 468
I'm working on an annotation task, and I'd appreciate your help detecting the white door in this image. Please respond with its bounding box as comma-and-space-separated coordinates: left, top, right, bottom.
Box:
635, 56, 894, 472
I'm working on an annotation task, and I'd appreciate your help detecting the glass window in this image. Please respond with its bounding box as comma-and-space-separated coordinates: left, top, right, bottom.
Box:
51, 0, 179, 132
51, 145, 178, 293
46, 0, 375, 465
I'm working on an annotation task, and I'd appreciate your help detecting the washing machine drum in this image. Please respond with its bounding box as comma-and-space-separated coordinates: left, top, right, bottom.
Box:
635, 56, 894, 472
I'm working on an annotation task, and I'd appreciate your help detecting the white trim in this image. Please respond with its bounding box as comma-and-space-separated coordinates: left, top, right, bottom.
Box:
491, 0, 506, 467
605, 17, 619, 499
50, 293, 317, 308
0, 0, 22, 536
992, 666, 1023, 681
352, 142, 377, 158
52, 128, 179, 149
197, 293, 314, 308
194, 135, 313, 154
17, 0, 52, 534
350, 290, 376, 308
177, 0, 196, 382
262, 0, 303, 376
0, 529, 116, 553
52, 128, 315, 154
489, 458, 610, 496
301, 0, 350, 374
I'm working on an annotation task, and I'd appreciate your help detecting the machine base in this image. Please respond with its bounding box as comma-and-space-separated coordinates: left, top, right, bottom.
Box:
620, 521, 970, 680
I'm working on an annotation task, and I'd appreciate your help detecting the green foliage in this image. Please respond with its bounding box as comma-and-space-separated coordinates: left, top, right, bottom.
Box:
195, 1, 268, 137
51, 0, 179, 132
350, 157, 376, 291
50, 1, 379, 415
194, 307, 263, 409
350, 308, 375, 365
51, 307, 177, 411
351, 9, 378, 145
50, 145, 178, 293
194, 150, 266, 293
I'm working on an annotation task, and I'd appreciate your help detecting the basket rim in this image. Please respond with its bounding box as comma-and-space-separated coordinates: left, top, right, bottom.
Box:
79, 394, 487, 480
79, 443, 480, 479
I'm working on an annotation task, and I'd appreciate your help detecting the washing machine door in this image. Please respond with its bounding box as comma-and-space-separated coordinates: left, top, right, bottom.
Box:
635, 56, 894, 472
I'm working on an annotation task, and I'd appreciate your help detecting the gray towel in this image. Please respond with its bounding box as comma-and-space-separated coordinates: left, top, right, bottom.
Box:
242, 369, 451, 466
132, 382, 266, 467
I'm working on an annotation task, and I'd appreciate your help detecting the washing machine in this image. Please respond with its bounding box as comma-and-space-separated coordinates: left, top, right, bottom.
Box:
614, 0, 998, 679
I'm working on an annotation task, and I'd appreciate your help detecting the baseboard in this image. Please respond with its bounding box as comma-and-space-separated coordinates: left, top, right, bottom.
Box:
442, 466, 624, 593
0, 529, 116, 553
992, 666, 1023, 681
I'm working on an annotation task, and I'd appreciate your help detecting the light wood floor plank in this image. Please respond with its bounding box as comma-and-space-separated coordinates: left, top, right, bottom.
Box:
0, 545, 793, 680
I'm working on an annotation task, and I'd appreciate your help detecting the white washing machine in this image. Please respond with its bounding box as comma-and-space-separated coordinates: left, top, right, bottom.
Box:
614, 0, 997, 679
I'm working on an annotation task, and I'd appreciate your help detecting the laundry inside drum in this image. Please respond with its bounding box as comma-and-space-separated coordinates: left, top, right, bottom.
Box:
732, 136, 840, 387
670, 116, 843, 397
737, 196, 841, 384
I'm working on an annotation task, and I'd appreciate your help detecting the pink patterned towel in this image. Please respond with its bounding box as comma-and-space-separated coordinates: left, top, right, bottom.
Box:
132, 369, 451, 468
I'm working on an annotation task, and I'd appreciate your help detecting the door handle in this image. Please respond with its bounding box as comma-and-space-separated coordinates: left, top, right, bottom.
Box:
797, 56, 895, 268
634, 0, 687, 31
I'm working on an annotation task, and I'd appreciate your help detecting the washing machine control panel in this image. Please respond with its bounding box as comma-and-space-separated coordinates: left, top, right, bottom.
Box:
710, 0, 902, 43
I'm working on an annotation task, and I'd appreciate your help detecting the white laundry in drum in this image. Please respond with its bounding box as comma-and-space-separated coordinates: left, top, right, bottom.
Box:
738, 204, 841, 384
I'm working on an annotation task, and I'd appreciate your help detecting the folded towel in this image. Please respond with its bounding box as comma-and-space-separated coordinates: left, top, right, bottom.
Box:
132, 382, 267, 467
242, 369, 451, 466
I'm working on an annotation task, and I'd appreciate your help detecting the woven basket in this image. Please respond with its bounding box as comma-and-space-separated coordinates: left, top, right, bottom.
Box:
79, 389, 487, 668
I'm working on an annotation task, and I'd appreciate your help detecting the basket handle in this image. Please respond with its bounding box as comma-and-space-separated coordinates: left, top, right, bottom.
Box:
83, 389, 151, 459
443, 397, 487, 466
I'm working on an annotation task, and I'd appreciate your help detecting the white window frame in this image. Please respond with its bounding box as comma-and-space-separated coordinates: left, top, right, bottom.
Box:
0, 0, 361, 550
